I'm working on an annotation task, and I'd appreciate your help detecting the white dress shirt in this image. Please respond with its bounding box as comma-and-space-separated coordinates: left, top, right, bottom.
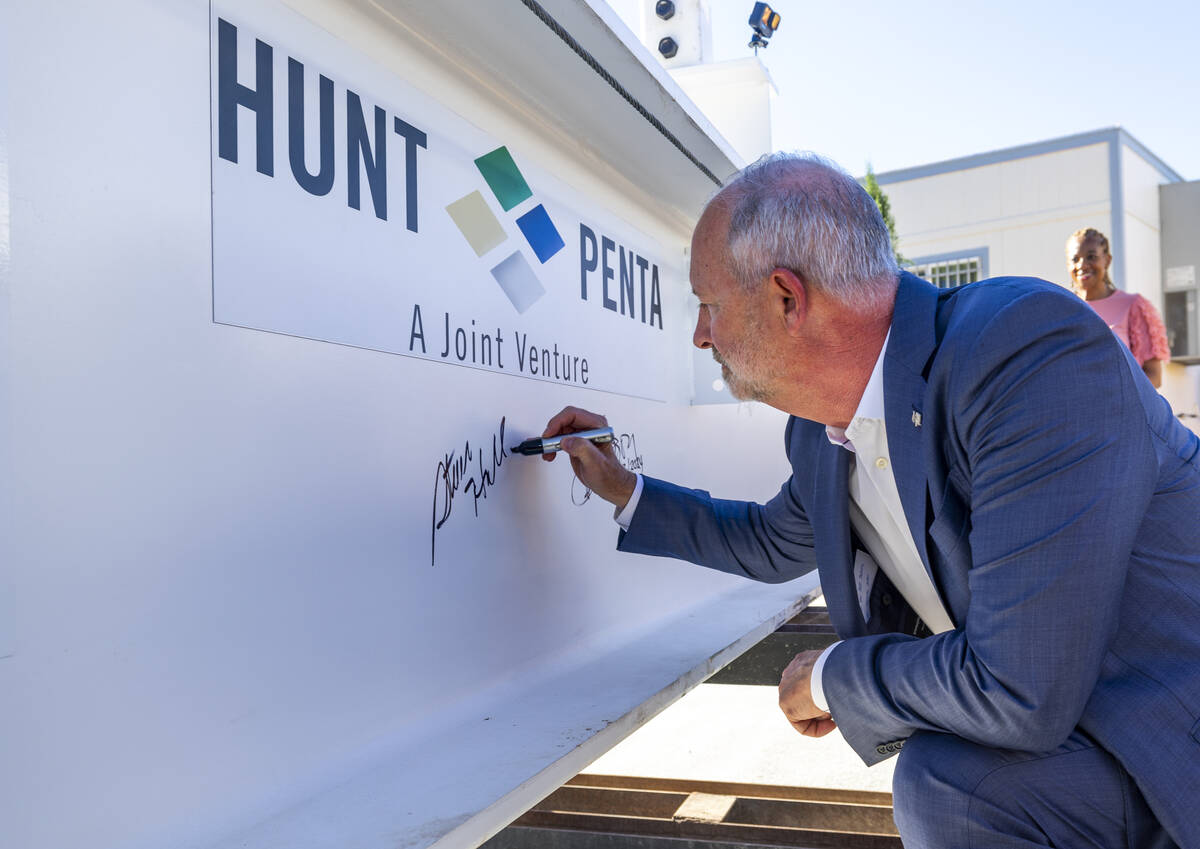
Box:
617, 329, 954, 713
809, 329, 954, 709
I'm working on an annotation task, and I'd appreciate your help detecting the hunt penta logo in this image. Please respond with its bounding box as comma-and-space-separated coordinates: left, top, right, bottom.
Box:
444, 146, 565, 315
214, 17, 428, 232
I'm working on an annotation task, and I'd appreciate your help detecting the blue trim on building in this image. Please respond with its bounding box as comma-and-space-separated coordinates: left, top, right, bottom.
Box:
873, 127, 1186, 294
904, 247, 990, 279
874, 127, 1182, 187
874, 128, 1122, 185
1117, 128, 1183, 184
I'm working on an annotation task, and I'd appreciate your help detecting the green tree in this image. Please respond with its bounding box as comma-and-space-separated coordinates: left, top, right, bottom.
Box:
862, 164, 906, 266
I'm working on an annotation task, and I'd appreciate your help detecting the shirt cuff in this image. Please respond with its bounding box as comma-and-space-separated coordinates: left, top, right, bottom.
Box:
614, 474, 644, 529
809, 640, 841, 713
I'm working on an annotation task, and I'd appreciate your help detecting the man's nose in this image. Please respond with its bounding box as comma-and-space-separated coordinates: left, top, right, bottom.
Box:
693, 312, 712, 350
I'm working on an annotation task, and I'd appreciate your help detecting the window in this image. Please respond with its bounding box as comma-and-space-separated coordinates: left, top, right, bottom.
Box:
908, 256, 982, 289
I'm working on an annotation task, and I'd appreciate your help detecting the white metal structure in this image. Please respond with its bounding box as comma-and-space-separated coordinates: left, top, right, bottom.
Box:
0, 2, 815, 848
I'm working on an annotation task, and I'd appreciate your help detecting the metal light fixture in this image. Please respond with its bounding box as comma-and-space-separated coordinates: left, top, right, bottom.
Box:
747, 2, 781, 53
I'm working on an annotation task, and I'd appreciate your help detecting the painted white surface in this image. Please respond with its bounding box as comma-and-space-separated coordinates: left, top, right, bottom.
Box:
572, 0, 742, 173
994, 214, 1104, 288
1166, 265, 1196, 290
207, 576, 818, 849
1162, 363, 1200, 432
1122, 143, 1166, 307
671, 58, 774, 165
0, 60, 12, 663
1123, 142, 1165, 234
640, 0, 713, 67
210, 5, 674, 402
885, 145, 1107, 237
0, 3, 812, 849
326, 0, 743, 228
887, 144, 1112, 283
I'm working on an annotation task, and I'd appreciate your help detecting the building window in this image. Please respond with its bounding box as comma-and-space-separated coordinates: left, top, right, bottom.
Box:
908, 256, 983, 289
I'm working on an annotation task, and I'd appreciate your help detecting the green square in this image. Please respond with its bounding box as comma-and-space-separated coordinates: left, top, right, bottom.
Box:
474, 146, 533, 211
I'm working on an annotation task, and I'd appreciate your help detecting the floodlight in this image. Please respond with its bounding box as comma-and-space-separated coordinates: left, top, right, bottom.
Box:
747, 2, 781, 52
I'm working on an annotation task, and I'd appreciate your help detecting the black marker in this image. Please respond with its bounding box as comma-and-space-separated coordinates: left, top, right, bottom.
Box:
511, 426, 614, 456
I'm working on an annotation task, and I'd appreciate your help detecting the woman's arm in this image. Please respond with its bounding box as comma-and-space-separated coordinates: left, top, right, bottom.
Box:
1129, 295, 1170, 388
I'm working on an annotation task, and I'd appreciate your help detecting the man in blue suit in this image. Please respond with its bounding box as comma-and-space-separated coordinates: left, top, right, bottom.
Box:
543, 153, 1200, 847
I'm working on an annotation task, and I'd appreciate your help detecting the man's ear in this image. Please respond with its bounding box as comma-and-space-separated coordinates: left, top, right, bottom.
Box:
769, 267, 807, 336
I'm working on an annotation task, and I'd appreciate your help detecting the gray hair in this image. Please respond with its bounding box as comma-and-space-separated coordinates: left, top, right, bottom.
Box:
717, 152, 899, 310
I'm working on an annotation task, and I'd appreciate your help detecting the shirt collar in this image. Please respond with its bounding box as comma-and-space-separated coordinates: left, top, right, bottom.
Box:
825, 328, 891, 450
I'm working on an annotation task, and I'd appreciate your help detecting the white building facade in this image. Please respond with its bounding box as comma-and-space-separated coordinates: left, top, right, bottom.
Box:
876, 128, 1199, 425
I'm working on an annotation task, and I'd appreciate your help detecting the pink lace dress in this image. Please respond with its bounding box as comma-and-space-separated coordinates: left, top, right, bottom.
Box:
1085, 290, 1170, 366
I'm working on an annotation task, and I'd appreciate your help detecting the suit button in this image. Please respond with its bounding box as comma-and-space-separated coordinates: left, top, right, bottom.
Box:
876, 745, 889, 756
881, 593, 893, 606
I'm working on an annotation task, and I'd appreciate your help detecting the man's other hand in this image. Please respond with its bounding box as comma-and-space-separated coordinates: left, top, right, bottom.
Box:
542, 407, 637, 510
779, 650, 837, 737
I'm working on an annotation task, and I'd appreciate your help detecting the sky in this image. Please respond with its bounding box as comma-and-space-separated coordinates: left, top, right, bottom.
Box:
695, 0, 1199, 180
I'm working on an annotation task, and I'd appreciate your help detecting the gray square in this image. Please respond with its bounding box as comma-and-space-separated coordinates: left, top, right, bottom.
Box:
490, 250, 545, 314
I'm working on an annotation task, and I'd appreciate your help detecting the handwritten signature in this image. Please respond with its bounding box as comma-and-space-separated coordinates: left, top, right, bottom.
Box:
431, 417, 508, 566
571, 432, 644, 506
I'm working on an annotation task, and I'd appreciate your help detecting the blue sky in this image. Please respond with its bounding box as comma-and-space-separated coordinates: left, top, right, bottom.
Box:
703, 0, 1199, 180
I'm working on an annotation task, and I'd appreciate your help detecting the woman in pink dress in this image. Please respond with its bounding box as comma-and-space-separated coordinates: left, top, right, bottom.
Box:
1065, 227, 1170, 387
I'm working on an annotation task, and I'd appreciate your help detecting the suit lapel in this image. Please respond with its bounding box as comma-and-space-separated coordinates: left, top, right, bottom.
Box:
885, 360, 932, 577
884, 273, 940, 586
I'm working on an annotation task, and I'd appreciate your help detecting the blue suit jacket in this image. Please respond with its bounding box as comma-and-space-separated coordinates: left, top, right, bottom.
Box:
619, 272, 1200, 844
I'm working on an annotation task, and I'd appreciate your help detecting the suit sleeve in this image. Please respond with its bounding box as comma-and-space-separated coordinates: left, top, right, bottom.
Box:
823, 289, 1158, 763
617, 419, 819, 584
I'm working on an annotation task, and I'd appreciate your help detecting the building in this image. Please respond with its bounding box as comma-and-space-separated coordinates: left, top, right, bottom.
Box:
876, 128, 1200, 425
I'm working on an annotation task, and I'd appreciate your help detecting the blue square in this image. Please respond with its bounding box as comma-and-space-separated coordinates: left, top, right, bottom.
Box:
515, 204, 565, 264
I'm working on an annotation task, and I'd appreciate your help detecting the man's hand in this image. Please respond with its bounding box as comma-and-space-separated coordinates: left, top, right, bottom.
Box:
542, 406, 637, 510
779, 650, 837, 737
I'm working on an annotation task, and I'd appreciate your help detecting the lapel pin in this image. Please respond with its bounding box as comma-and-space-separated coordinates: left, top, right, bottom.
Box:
911, 410, 922, 428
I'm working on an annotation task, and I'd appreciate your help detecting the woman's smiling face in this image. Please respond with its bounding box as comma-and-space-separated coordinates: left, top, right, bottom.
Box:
1067, 235, 1112, 295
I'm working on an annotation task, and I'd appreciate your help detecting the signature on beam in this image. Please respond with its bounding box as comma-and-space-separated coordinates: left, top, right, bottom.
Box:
431, 416, 508, 566
571, 432, 644, 506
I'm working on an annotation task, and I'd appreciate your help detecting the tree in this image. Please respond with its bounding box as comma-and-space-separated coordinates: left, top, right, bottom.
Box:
862, 164, 906, 266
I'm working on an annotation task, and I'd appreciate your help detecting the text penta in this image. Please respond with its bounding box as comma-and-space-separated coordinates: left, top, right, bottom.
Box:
579, 224, 664, 330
